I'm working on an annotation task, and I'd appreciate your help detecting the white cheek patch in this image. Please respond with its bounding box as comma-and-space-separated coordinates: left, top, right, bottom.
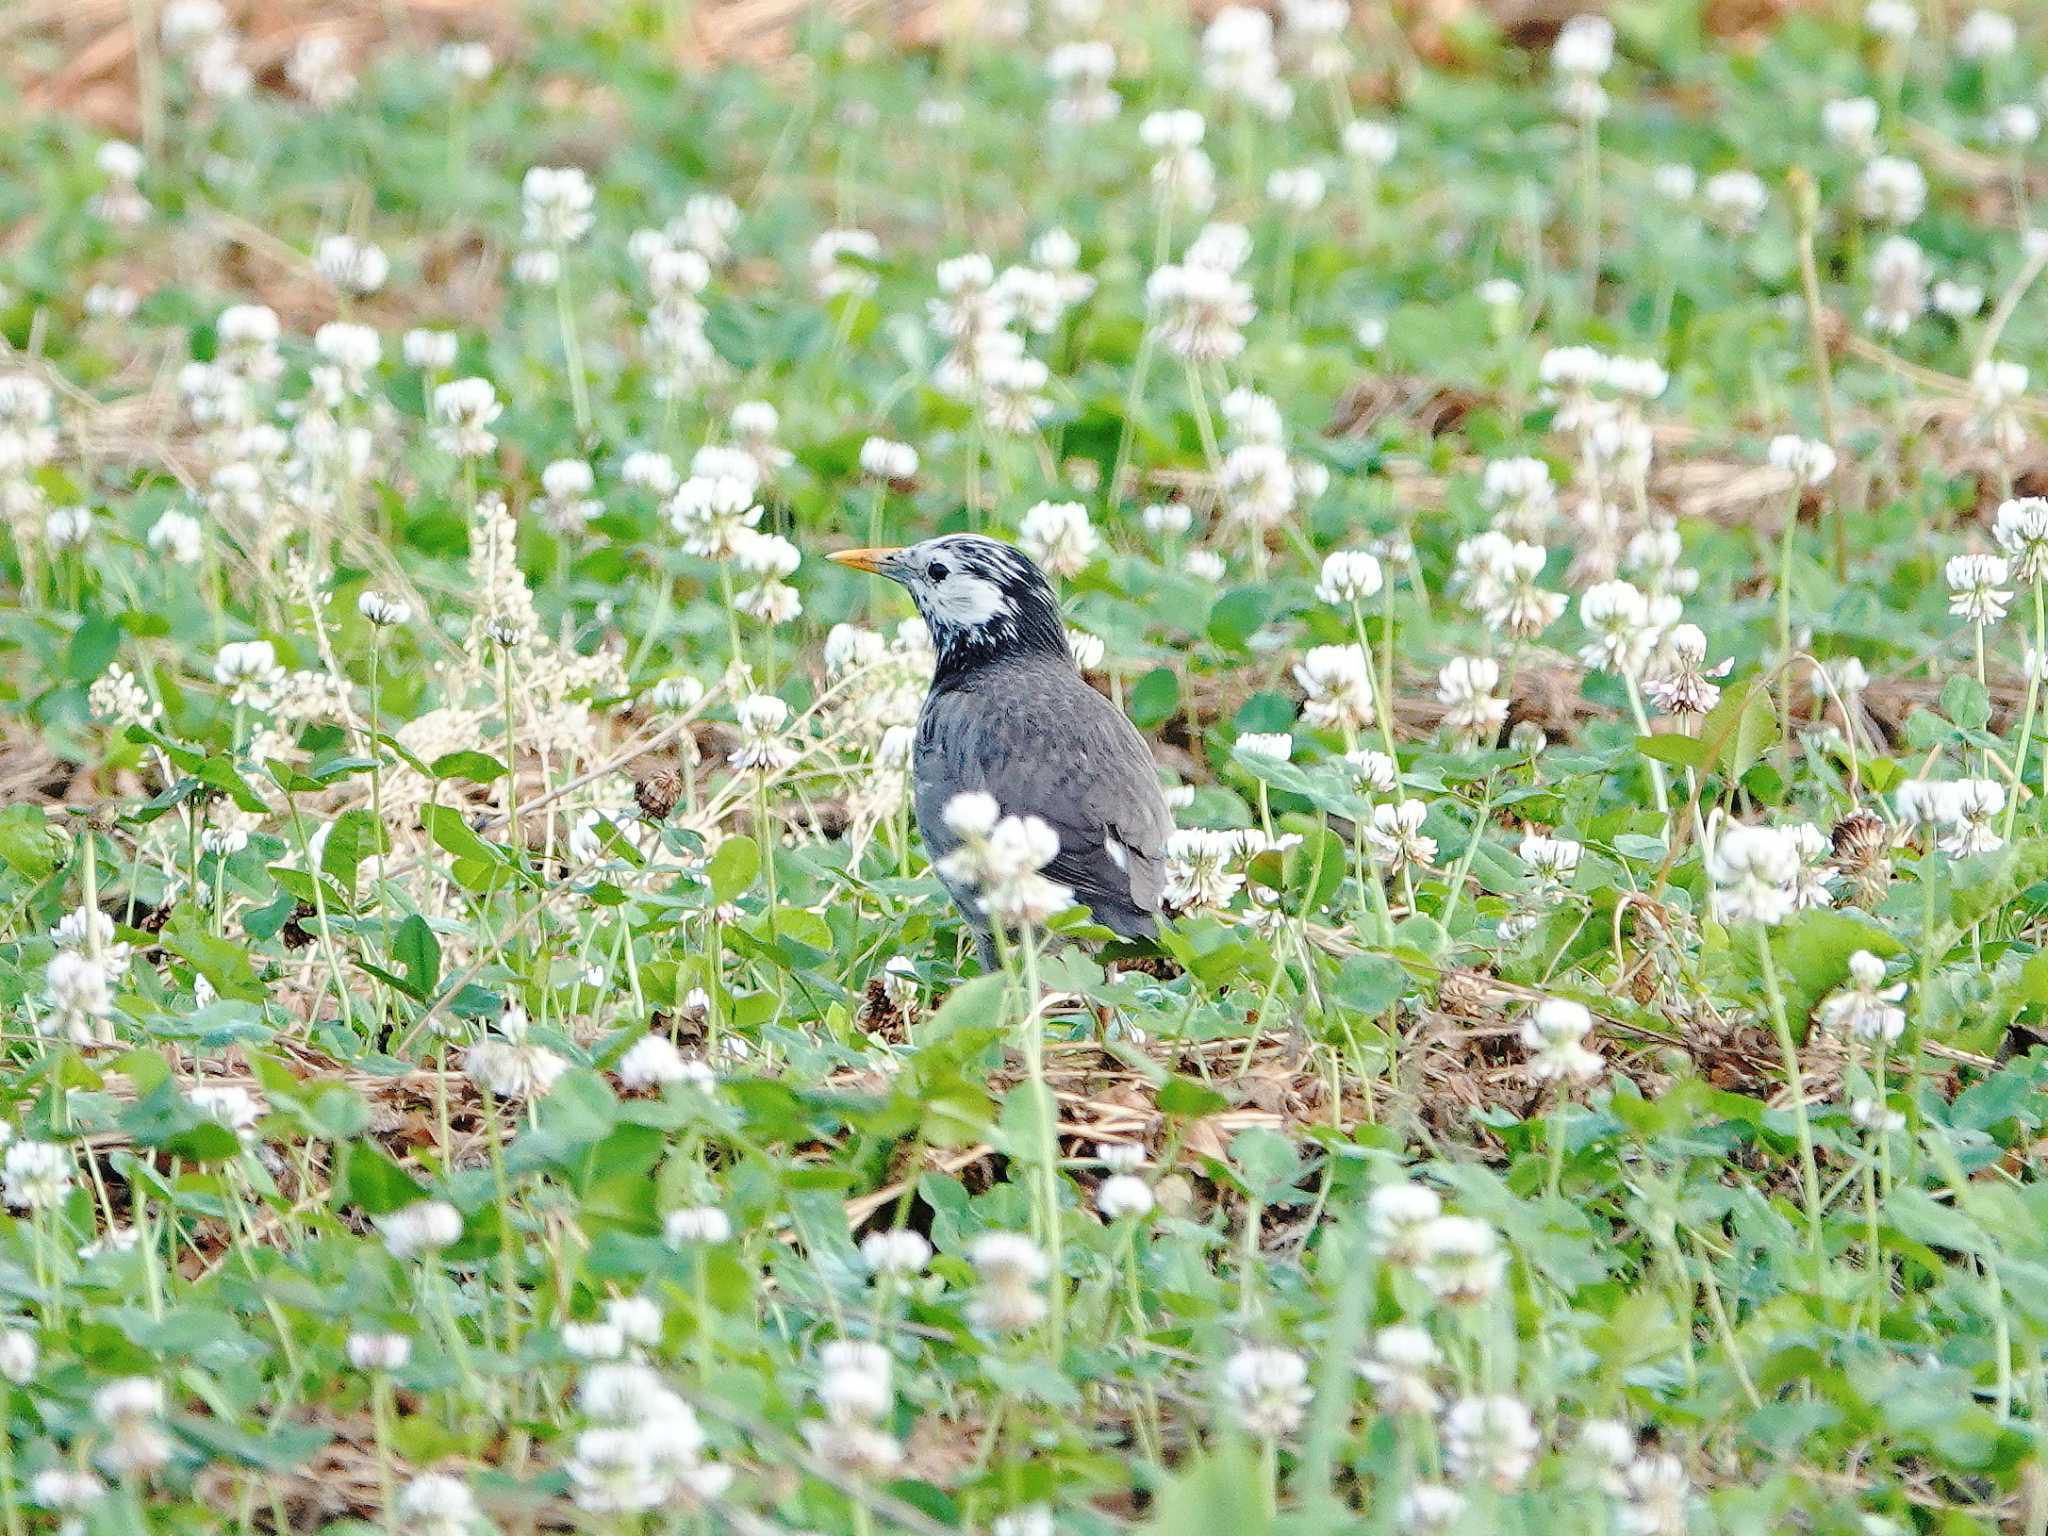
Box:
926, 573, 1009, 629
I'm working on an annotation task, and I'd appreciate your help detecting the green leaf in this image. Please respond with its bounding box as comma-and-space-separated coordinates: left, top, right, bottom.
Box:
706, 835, 760, 904
1769, 908, 1904, 1027
164, 906, 265, 1003
1723, 682, 1776, 784
334, 1140, 425, 1215
1130, 666, 1180, 728
536, 1068, 620, 1146
914, 973, 1007, 1044
392, 914, 441, 999
1942, 673, 1991, 732
1636, 733, 1709, 770
1282, 826, 1346, 912
430, 750, 507, 784
1141, 1442, 1270, 1536
320, 807, 384, 889
64, 612, 122, 683
1207, 586, 1270, 651
1333, 954, 1407, 1015
1157, 1074, 1229, 1118
0, 804, 62, 880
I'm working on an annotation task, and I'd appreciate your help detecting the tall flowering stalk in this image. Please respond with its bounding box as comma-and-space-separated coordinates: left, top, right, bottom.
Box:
938, 792, 1073, 1357
1708, 823, 1821, 1250
1995, 498, 2048, 836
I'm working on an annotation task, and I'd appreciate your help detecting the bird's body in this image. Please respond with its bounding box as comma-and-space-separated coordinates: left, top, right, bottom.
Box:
829, 535, 1171, 964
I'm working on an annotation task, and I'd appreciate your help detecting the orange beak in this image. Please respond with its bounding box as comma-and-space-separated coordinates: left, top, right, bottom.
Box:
826, 546, 903, 575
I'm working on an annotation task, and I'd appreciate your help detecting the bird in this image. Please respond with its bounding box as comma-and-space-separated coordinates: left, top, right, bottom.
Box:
827, 534, 1172, 967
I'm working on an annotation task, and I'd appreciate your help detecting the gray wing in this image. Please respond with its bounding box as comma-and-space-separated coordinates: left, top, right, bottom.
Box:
914, 664, 1171, 940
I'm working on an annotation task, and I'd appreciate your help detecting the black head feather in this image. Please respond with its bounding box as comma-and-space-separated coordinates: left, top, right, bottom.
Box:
880, 535, 1071, 679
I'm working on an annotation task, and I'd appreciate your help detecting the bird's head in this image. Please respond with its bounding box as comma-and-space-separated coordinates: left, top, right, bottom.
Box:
828, 534, 1070, 677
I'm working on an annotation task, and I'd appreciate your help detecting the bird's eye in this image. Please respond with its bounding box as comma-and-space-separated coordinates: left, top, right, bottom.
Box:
927, 562, 949, 582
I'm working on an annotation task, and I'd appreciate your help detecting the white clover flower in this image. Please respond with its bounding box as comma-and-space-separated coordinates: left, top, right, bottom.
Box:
1413, 1214, 1505, 1303
817, 1339, 893, 1426
1768, 434, 1837, 487
1367, 1180, 1442, 1263
1265, 166, 1326, 212
213, 639, 284, 706
1857, 156, 1926, 225
1366, 799, 1436, 871
188, 1084, 264, 1144
93, 1376, 173, 1476
464, 1005, 567, 1102
1552, 13, 1615, 78
1296, 644, 1377, 733
1955, 8, 2017, 60
522, 165, 596, 247
1863, 0, 1917, 37
28, 1468, 105, 1514
620, 450, 680, 495
1866, 236, 1929, 335
859, 437, 919, 483
358, 590, 412, 627
1577, 579, 1656, 675
617, 1034, 691, 1091
664, 1206, 732, 1246
1940, 779, 2007, 856
1970, 359, 2031, 456
1236, 731, 1294, 762
1851, 1097, 1907, 1134
1442, 1395, 1541, 1491
861, 1229, 933, 1276
315, 235, 389, 295
378, 1199, 463, 1259
1017, 500, 1099, 577
1520, 998, 1604, 1083
1934, 279, 1985, 318
1621, 1451, 1691, 1536
1222, 1345, 1311, 1439
432, 377, 502, 459
1823, 96, 1880, 155
1702, 169, 1768, 233
42, 950, 114, 1043
968, 1231, 1050, 1332
1818, 950, 1908, 1043
1946, 553, 2014, 624
1653, 163, 1698, 200
1355, 1324, 1442, 1416
287, 35, 356, 107
1315, 549, 1384, 604
1343, 119, 1397, 166
1145, 262, 1254, 363
346, 1332, 412, 1371
0, 1328, 37, 1384
1993, 103, 2041, 147
399, 329, 456, 374
812, 228, 883, 298
1096, 1173, 1154, 1220
1397, 1484, 1468, 1534
1707, 823, 1801, 926
667, 473, 763, 561
1436, 656, 1507, 744
3, 1141, 71, 1211
1644, 623, 1728, 717
730, 693, 798, 773
144, 508, 202, 565
1164, 829, 1246, 912
1989, 499, 2048, 592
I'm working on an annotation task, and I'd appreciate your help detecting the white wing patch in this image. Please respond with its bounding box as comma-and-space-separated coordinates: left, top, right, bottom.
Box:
925, 571, 1010, 629
1106, 835, 1128, 871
